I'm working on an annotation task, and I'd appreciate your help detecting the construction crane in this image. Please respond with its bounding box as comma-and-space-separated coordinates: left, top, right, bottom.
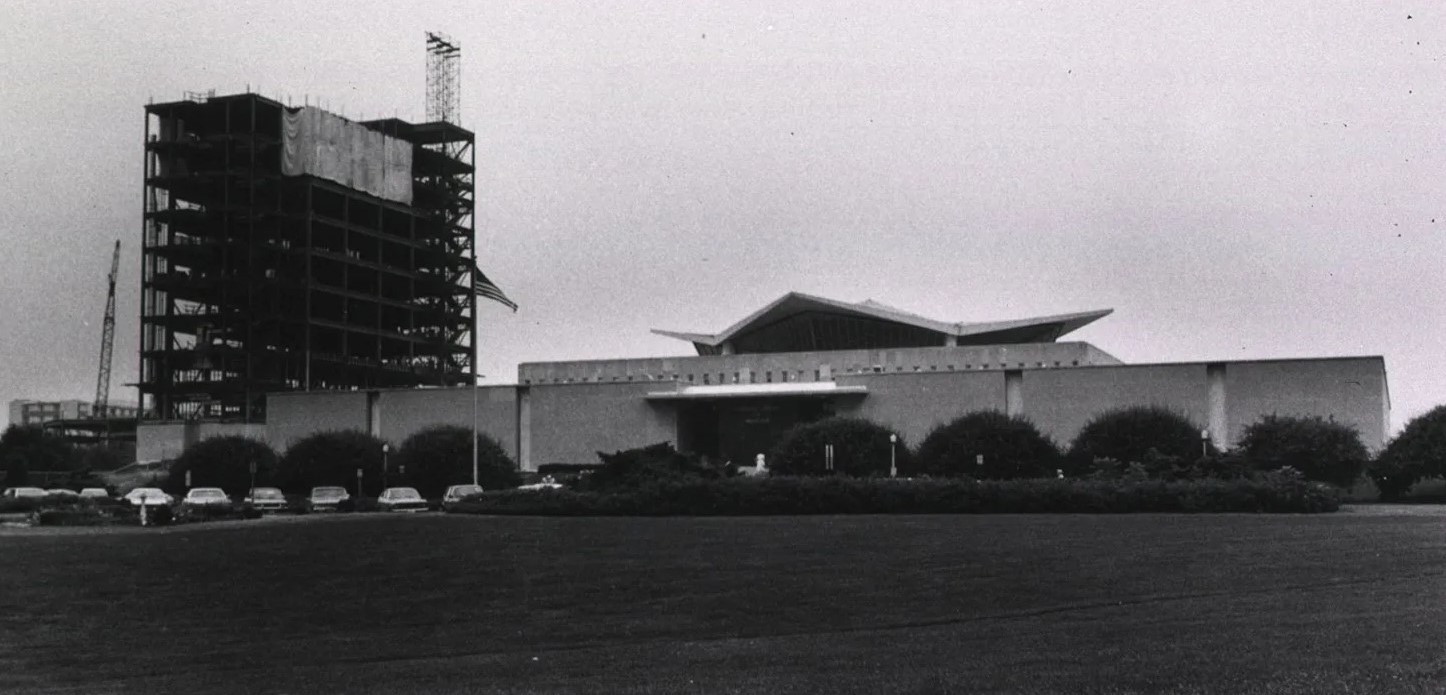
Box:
93, 240, 120, 419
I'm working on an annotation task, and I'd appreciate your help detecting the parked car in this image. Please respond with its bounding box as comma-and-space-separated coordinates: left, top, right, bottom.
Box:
78, 488, 112, 500
517, 477, 563, 491
2, 487, 48, 500
243, 487, 287, 512
377, 487, 428, 513
46, 488, 80, 500
441, 484, 484, 511
123, 487, 174, 506
307, 486, 350, 512
182, 487, 233, 508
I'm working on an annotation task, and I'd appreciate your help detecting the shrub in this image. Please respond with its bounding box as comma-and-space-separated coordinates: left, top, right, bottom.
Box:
769, 417, 911, 477
393, 425, 521, 497
1067, 406, 1210, 474
1236, 415, 1369, 488
916, 411, 1061, 479
582, 442, 728, 491
163, 436, 280, 497
277, 430, 388, 496
1370, 405, 1446, 500
450, 475, 1339, 516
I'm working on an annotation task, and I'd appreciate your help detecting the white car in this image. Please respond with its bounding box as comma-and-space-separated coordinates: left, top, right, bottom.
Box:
46, 488, 80, 499
377, 487, 428, 513
124, 487, 174, 506
79, 488, 112, 500
441, 484, 484, 511
182, 487, 233, 507
2, 487, 48, 499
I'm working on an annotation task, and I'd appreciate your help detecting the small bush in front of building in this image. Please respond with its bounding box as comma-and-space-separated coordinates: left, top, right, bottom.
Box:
916, 411, 1061, 480
581, 442, 728, 491
769, 417, 911, 477
1236, 415, 1369, 488
1067, 406, 1211, 475
1369, 405, 1446, 500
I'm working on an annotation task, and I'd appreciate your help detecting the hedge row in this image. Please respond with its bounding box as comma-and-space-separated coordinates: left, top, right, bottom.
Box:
450, 473, 1339, 516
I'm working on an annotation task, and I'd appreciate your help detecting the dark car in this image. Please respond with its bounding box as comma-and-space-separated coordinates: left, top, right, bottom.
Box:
243, 487, 288, 513
307, 486, 350, 512
441, 484, 484, 512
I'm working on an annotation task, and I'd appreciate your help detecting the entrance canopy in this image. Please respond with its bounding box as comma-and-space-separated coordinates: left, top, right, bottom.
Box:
645, 382, 869, 401
653, 292, 1112, 355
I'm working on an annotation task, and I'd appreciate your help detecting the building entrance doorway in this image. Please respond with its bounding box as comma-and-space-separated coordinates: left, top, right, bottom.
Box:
677, 398, 834, 466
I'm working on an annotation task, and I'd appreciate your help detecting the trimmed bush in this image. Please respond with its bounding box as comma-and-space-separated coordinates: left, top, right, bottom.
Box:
583, 442, 728, 491
277, 430, 388, 496
450, 475, 1338, 516
769, 417, 911, 477
1236, 415, 1369, 488
164, 436, 280, 497
1067, 406, 1210, 474
393, 425, 521, 497
917, 411, 1061, 479
1370, 405, 1446, 500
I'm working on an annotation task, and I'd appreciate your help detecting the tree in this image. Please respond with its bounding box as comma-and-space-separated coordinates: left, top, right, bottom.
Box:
769, 417, 911, 477
1067, 406, 1209, 474
1237, 415, 1369, 488
393, 425, 520, 497
916, 411, 1061, 479
2, 450, 28, 486
277, 430, 389, 496
1370, 405, 1446, 500
0, 424, 78, 474
164, 436, 279, 496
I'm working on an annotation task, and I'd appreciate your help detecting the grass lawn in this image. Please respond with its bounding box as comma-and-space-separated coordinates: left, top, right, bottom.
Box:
2, 509, 1445, 694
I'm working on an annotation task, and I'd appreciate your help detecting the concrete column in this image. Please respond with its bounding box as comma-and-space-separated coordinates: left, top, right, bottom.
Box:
1005, 370, 1024, 417
720, 341, 735, 355
1207, 363, 1227, 450
517, 388, 532, 471
366, 391, 381, 437
944, 334, 958, 347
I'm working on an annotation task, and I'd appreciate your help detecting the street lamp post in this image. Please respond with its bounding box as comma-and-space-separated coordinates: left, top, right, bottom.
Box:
382, 443, 390, 484
889, 434, 898, 478
1200, 429, 1209, 458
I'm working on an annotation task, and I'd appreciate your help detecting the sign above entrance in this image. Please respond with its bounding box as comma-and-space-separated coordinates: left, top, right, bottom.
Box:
644, 382, 869, 401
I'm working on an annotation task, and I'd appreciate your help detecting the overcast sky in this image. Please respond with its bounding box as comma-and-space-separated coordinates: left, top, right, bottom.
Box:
1, 1, 1440, 434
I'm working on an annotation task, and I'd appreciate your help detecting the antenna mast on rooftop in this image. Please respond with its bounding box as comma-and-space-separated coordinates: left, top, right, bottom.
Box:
425, 31, 461, 125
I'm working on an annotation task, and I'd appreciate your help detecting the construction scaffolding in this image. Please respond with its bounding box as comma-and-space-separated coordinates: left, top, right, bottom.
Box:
140, 93, 477, 421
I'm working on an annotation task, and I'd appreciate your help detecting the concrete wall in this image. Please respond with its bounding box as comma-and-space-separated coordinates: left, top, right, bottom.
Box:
1021, 363, 1212, 449
136, 422, 267, 462
1225, 358, 1389, 450
265, 391, 368, 450
138, 355, 1390, 467
379, 386, 517, 455
523, 382, 677, 469
837, 371, 1007, 448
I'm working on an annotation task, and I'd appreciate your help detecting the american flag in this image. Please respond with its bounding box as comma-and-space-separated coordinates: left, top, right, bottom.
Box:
472, 266, 518, 312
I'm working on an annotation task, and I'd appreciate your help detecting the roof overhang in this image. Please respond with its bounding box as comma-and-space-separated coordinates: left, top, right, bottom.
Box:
645, 382, 869, 401
652, 292, 1111, 353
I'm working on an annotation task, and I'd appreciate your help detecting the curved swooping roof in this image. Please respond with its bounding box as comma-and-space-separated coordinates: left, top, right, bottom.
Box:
652, 292, 1112, 356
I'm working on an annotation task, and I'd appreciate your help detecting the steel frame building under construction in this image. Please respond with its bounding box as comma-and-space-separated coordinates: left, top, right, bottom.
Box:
140, 92, 478, 421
